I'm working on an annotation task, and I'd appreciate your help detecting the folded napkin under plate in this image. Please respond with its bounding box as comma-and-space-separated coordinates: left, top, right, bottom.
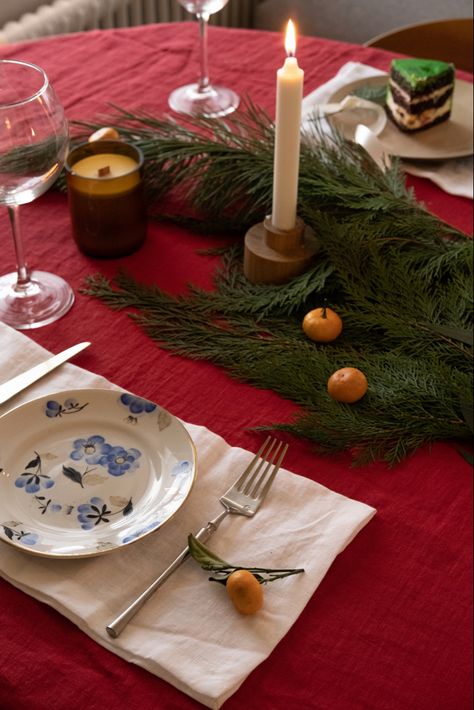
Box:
302, 61, 473, 200
0, 322, 375, 709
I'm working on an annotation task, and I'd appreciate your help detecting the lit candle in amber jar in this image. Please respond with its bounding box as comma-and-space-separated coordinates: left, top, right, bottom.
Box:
66, 141, 147, 258
271, 20, 304, 231
71, 153, 138, 181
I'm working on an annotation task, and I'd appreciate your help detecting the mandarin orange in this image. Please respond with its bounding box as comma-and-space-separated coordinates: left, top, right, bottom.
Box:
302, 307, 343, 342
226, 569, 264, 615
327, 367, 368, 403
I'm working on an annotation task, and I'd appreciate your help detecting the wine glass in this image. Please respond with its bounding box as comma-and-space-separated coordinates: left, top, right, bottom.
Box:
168, 0, 240, 117
0, 59, 73, 330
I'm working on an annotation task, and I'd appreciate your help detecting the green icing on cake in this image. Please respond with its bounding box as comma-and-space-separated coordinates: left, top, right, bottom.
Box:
391, 58, 454, 89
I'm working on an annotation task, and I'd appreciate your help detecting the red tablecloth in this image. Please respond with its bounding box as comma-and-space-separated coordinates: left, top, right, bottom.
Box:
0, 23, 472, 710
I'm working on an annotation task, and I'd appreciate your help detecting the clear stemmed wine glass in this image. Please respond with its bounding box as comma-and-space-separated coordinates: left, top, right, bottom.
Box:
169, 0, 240, 117
0, 59, 73, 330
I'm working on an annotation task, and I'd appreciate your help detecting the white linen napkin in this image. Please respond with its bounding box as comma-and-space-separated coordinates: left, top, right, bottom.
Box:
302, 61, 473, 199
0, 322, 375, 709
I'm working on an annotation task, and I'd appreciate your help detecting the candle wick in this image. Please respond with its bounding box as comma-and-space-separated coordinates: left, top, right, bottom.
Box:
98, 166, 111, 177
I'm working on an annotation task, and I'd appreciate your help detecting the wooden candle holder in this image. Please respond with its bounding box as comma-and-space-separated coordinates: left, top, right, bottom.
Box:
243, 215, 319, 284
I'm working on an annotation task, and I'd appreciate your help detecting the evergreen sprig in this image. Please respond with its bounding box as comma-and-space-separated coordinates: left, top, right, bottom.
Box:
72, 99, 463, 242
80, 102, 473, 465
187, 534, 304, 585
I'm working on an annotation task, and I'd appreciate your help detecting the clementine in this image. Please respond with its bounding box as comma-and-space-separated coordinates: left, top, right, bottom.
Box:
226, 569, 264, 615
327, 367, 368, 403
302, 307, 343, 342
88, 126, 120, 142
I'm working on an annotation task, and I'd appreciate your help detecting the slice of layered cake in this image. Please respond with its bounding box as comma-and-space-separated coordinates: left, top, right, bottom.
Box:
386, 58, 455, 132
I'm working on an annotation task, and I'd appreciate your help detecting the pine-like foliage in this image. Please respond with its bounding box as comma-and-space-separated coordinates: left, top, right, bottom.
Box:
79, 103, 473, 465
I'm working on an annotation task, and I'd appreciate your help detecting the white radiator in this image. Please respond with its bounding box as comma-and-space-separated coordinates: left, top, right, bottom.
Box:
0, 0, 255, 44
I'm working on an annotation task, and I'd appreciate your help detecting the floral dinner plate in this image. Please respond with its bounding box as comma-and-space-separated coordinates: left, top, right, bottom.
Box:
0, 389, 196, 558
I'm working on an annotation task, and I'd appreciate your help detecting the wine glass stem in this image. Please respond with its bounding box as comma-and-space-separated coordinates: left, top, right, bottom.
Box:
197, 12, 210, 92
8, 205, 30, 289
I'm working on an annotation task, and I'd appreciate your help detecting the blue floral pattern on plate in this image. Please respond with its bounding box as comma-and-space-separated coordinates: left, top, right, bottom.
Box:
0, 388, 196, 558
1, 523, 39, 546
70, 436, 142, 476
120, 393, 157, 415
77, 496, 133, 530
100, 445, 141, 476
122, 519, 161, 544
70, 435, 107, 464
14, 452, 54, 493
45, 398, 89, 418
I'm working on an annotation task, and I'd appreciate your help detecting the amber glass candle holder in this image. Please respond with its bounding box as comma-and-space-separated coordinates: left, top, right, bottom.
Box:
66, 140, 147, 258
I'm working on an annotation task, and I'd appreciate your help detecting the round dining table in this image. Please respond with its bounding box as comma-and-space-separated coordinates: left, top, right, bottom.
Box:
0, 21, 472, 710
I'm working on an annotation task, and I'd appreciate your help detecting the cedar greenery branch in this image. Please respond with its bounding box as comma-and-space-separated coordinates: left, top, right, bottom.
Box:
78, 101, 473, 465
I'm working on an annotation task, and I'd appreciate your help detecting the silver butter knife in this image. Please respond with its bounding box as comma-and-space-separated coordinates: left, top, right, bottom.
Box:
0, 342, 91, 406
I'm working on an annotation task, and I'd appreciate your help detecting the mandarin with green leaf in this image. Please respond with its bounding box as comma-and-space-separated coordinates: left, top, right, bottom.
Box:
302, 306, 343, 342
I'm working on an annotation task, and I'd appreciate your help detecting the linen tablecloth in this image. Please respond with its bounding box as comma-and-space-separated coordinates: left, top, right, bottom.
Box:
0, 22, 472, 710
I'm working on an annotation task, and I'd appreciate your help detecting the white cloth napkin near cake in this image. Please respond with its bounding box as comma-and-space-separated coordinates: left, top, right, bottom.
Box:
0, 322, 376, 710
302, 61, 473, 200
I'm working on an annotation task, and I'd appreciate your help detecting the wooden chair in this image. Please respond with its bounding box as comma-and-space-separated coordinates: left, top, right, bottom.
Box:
364, 18, 473, 73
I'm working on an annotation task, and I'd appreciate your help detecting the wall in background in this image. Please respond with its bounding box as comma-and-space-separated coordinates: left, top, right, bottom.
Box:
254, 0, 473, 44
0, 0, 255, 44
1, 0, 473, 45
0, 0, 254, 32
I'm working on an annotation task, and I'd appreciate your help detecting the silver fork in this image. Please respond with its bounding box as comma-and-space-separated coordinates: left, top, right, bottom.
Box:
106, 436, 288, 638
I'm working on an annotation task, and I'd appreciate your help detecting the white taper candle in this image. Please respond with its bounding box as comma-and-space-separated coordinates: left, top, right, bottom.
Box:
271, 20, 304, 231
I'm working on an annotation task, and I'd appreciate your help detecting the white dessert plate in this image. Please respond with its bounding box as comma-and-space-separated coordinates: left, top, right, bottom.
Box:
0, 389, 196, 558
328, 75, 473, 160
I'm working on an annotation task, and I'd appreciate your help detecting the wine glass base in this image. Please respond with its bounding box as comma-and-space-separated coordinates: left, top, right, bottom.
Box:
0, 271, 74, 330
168, 83, 240, 118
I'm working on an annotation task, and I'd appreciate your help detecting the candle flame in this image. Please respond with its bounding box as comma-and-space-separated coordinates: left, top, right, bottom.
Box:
285, 19, 297, 57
